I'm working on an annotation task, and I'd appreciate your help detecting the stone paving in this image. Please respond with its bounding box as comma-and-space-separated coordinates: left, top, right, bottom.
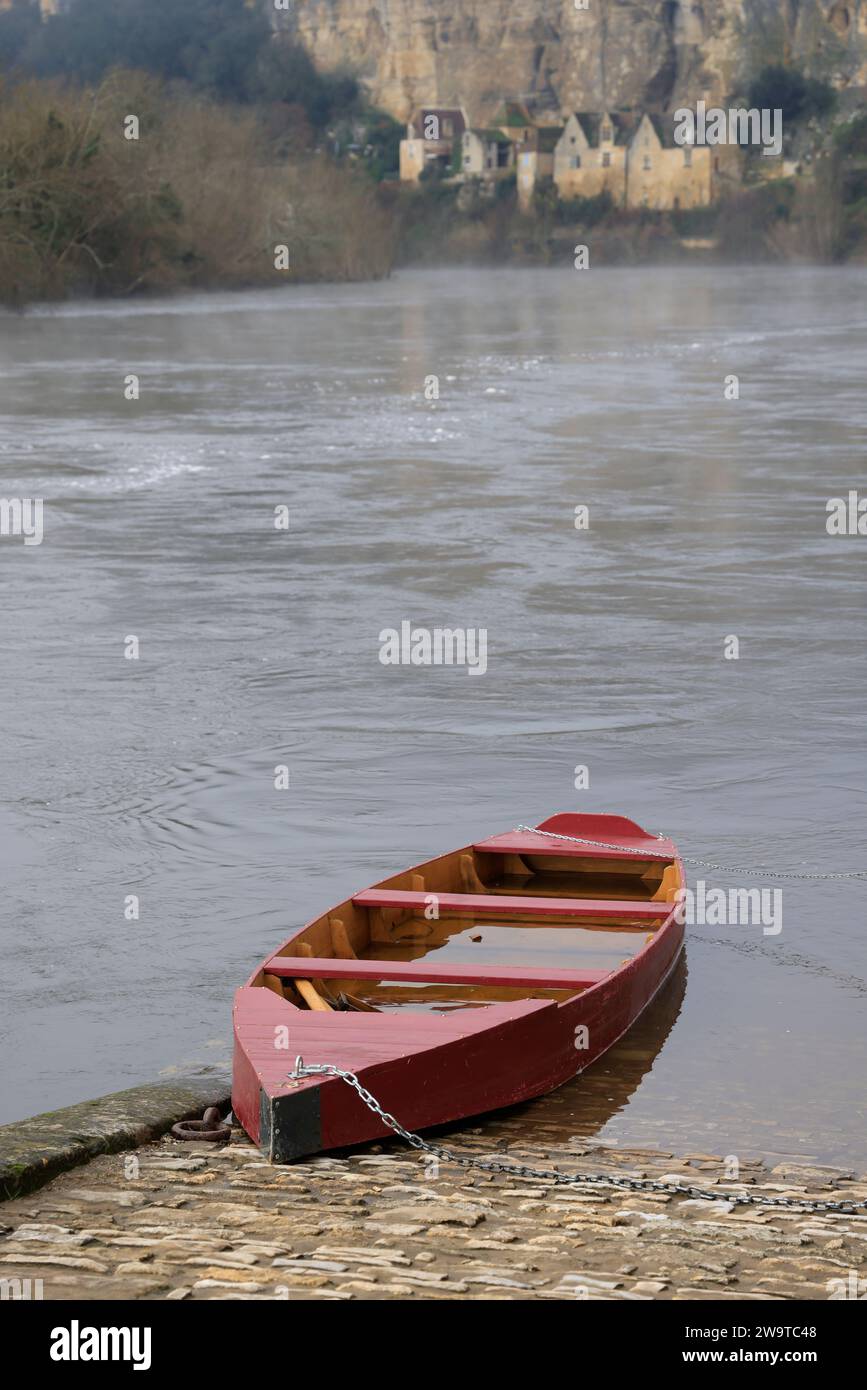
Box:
2, 1107, 866, 1301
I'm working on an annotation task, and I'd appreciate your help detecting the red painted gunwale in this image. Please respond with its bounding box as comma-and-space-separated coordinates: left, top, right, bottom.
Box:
232, 812, 685, 1161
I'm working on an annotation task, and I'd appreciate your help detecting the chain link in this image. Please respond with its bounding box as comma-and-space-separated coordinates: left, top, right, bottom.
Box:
289, 1059, 867, 1214
515, 825, 867, 880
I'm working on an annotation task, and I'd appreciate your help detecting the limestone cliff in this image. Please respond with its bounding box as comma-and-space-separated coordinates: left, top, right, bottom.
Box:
272, 0, 867, 123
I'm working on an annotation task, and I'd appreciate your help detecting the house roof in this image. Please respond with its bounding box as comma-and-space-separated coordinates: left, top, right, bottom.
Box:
638, 113, 678, 148
471, 128, 515, 145
572, 112, 602, 145
408, 107, 467, 136
568, 111, 638, 146
494, 100, 535, 128
520, 126, 564, 153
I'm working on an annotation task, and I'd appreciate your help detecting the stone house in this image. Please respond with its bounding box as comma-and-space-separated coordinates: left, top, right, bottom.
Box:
624, 112, 713, 209
461, 128, 515, 179
516, 125, 564, 208
553, 111, 633, 203
399, 106, 468, 182
398, 98, 716, 208
553, 109, 713, 209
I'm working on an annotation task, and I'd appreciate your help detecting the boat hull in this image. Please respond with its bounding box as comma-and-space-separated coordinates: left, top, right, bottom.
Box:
232, 817, 685, 1161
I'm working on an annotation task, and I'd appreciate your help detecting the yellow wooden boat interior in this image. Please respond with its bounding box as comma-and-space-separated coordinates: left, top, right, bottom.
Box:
256, 843, 683, 1016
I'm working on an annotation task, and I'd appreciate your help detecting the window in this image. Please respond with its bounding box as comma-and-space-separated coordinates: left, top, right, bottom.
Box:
684, 147, 692, 167
601, 151, 611, 168
601, 126, 612, 142
570, 155, 581, 169
643, 155, 651, 171
570, 136, 576, 145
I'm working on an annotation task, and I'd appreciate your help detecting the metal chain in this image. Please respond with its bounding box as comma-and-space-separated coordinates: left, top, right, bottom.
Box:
289, 1059, 867, 1214
515, 825, 867, 880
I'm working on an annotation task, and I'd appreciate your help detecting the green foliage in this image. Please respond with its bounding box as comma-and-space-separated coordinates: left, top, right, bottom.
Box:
329, 108, 403, 180
418, 159, 448, 184
833, 111, 867, 158
257, 35, 358, 127
530, 179, 558, 221
362, 112, 403, 181
671, 204, 719, 237
746, 65, 837, 127
553, 189, 613, 227
395, 181, 461, 262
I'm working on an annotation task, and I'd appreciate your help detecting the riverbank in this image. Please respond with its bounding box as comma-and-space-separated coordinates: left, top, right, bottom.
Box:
4, 69, 866, 308
0, 1073, 230, 1202
394, 151, 867, 269
2, 1093, 864, 1301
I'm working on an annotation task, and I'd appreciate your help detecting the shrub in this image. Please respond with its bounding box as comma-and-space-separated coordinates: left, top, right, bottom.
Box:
0, 71, 397, 305
554, 190, 613, 227
671, 204, 719, 237
746, 65, 837, 127
714, 181, 797, 260
833, 111, 867, 158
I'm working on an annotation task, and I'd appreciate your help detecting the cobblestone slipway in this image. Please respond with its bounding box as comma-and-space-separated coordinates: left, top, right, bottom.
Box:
2, 1107, 866, 1301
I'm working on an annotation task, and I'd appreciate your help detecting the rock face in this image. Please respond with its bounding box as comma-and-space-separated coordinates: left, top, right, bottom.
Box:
274, 0, 867, 123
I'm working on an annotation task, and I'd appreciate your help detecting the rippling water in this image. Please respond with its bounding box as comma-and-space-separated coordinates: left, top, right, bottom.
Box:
1, 267, 865, 1164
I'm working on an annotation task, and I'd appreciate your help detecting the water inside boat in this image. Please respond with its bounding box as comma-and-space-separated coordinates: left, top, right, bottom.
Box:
355, 919, 652, 1012
259, 831, 683, 1016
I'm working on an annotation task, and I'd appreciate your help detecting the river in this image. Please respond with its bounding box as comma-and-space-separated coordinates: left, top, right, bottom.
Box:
1, 265, 865, 1166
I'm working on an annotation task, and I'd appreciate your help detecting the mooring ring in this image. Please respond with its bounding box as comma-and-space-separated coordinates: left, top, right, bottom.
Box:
171, 1105, 231, 1143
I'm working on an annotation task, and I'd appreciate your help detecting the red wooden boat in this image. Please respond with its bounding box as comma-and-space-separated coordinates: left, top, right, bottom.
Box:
232, 813, 685, 1161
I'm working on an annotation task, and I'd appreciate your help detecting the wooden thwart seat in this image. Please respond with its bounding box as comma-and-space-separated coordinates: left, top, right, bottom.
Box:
264, 955, 609, 991
353, 888, 669, 921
